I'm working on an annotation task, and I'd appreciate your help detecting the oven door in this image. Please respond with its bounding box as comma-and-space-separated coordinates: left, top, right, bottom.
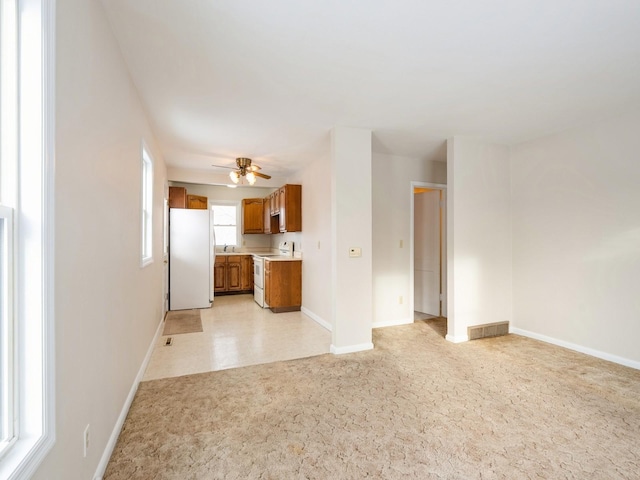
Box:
253, 257, 264, 289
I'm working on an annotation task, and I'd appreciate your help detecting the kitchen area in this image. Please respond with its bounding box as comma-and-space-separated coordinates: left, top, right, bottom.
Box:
168, 182, 303, 313
148, 180, 328, 380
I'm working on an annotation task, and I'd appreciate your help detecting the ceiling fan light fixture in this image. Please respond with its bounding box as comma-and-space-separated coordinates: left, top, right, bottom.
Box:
229, 170, 239, 184
246, 171, 256, 185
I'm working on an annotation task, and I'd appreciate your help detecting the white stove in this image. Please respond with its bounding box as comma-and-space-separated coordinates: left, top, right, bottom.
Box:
253, 241, 293, 308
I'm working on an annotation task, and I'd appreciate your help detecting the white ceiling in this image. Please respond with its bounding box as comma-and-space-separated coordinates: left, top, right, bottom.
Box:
101, 0, 640, 177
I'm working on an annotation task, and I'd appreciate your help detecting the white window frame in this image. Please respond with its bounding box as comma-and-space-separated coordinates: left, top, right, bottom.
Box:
140, 143, 154, 267
210, 201, 241, 248
0, 0, 56, 478
0, 206, 15, 456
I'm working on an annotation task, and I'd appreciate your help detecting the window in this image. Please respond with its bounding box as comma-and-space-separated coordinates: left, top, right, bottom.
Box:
211, 203, 239, 247
0, 0, 55, 477
141, 145, 153, 267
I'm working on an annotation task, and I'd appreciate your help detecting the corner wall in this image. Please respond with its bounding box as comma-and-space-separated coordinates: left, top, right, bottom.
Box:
33, 0, 167, 477
511, 110, 640, 364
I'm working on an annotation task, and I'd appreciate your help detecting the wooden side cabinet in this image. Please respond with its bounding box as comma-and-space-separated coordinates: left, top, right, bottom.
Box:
226, 255, 242, 291
242, 198, 264, 233
264, 259, 302, 313
187, 194, 208, 209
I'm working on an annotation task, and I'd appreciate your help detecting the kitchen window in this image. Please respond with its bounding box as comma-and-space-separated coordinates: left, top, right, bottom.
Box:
211, 203, 240, 247
0, 0, 55, 477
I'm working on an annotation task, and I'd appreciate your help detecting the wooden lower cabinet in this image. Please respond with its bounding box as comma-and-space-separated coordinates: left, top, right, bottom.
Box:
264, 259, 301, 313
214, 255, 254, 294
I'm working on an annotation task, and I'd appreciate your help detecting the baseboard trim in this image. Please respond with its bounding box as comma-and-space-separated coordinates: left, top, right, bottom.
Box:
330, 342, 374, 355
372, 318, 412, 328
445, 333, 469, 344
93, 314, 165, 480
301, 306, 332, 332
511, 327, 640, 371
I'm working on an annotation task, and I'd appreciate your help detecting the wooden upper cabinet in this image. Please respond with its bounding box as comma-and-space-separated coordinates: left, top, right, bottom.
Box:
242, 198, 264, 234
278, 184, 302, 232
169, 186, 187, 208
270, 189, 280, 215
187, 194, 208, 209
263, 196, 278, 234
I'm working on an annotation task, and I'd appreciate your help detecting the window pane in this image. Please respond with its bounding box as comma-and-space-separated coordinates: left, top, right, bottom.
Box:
212, 206, 236, 226
214, 226, 237, 246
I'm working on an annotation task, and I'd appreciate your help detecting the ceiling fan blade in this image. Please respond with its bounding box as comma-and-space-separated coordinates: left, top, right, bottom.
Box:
253, 171, 271, 179
247, 164, 262, 171
211, 163, 236, 170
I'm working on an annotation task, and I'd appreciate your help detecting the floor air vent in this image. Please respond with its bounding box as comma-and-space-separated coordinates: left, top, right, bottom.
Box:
165, 337, 173, 346
468, 322, 509, 340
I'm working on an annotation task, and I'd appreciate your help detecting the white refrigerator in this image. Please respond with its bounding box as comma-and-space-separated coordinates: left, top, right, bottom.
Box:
169, 208, 214, 310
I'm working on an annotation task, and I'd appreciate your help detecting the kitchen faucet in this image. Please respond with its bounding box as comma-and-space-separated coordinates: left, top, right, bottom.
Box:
223, 244, 228, 252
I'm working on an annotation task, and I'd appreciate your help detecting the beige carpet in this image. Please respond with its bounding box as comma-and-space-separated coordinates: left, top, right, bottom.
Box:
104, 319, 640, 479
162, 309, 203, 336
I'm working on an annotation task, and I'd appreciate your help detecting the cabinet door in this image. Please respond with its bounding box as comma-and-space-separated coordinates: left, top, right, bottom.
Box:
214, 259, 226, 292
227, 256, 242, 291
263, 197, 272, 234
279, 184, 302, 232
270, 190, 280, 215
264, 260, 271, 306
169, 186, 187, 208
187, 194, 208, 209
241, 256, 253, 290
242, 198, 264, 234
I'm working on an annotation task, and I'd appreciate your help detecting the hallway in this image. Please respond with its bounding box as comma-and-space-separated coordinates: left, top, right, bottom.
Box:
143, 294, 332, 381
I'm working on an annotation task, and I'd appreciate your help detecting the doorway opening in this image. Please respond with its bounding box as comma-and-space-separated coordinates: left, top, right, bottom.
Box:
410, 182, 447, 322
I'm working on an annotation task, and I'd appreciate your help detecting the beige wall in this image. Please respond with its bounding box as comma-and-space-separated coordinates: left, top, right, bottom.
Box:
511, 109, 640, 364
446, 137, 512, 342
33, 0, 167, 477
372, 153, 447, 326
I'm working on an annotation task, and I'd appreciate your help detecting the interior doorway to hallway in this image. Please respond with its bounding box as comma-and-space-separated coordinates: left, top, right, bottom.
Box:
410, 182, 447, 319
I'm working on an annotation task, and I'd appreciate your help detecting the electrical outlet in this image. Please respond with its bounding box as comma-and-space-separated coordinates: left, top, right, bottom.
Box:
317, 241, 321, 249
83, 424, 90, 457
399, 239, 403, 248
399, 296, 403, 304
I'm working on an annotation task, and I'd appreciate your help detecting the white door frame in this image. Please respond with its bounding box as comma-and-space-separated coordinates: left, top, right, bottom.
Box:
409, 181, 447, 320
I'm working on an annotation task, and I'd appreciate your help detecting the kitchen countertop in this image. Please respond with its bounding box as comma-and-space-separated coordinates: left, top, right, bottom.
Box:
215, 251, 301, 261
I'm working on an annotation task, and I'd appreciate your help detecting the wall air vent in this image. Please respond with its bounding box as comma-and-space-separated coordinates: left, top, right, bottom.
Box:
468, 321, 509, 340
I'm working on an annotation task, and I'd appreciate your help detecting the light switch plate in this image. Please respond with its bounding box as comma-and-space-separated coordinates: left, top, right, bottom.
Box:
349, 247, 362, 258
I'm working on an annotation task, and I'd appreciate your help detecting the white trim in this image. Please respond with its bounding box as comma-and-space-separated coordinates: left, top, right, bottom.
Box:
140, 142, 154, 267
511, 327, 640, 371
372, 318, 412, 329
445, 333, 469, 344
209, 199, 241, 247
0, 0, 56, 478
300, 307, 331, 332
92, 314, 165, 480
330, 342, 374, 355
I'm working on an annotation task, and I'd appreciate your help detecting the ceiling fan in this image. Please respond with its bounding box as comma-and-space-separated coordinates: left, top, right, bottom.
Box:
211, 157, 272, 185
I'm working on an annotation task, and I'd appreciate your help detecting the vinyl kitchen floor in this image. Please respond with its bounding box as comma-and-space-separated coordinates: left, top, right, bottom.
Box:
142, 294, 332, 381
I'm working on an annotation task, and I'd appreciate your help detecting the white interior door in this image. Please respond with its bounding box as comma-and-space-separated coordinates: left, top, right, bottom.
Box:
414, 189, 440, 315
